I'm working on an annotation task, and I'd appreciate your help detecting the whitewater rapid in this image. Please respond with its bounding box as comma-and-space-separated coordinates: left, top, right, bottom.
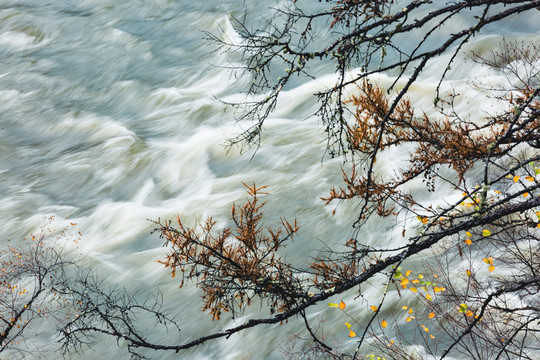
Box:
1, 1, 538, 358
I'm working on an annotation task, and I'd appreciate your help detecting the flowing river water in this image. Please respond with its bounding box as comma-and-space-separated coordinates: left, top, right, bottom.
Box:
0, 1, 538, 359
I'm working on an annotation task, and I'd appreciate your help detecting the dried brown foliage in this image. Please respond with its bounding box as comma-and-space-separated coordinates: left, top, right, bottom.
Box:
158, 183, 301, 320
323, 76, 540, 222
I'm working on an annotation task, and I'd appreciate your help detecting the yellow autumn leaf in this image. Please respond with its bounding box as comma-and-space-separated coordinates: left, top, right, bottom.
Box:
417, 216, 428, 223
425, 294, 433, 301
400, 278, 409, 286
525, 176, 534, 182
466, 310, 474, 317
513, 175, 520, 183
345, 322, 351, 329
466, 231, 472, 237
349, 330, 356, 337
408, 308, 413, 314
339, 301, 346, 310
494, 190, 501, 194
381, 320, 388, 328
370, 305, 378, 312
464, 239, 472, 245
523, 192, 529, 198
482, 229, 491, 236
405, 270, 412, 277
428, 312, 435, 319
410, 287, 418, 292
489, 265, 495, 272
466, 270, 472, 276
406, 317, 412, 322
402, 306, 408, 310
328, 303, 338, 308
430, 334, 435, 339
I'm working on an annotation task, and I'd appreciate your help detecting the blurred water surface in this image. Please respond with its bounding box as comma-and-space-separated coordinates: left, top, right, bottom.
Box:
0, 1, 538, 358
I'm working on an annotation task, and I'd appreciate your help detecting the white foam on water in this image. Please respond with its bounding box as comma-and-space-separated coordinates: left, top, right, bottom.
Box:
68, 119, 133, 142
0, 30, 36, 49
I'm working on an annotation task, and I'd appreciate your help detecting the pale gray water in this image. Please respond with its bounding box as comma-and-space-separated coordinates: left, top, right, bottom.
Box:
0, 1, 538, 359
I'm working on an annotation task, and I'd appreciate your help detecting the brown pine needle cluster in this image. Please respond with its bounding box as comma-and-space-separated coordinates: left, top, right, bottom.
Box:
323, 77, 539, 221
158, 183, 302, 320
